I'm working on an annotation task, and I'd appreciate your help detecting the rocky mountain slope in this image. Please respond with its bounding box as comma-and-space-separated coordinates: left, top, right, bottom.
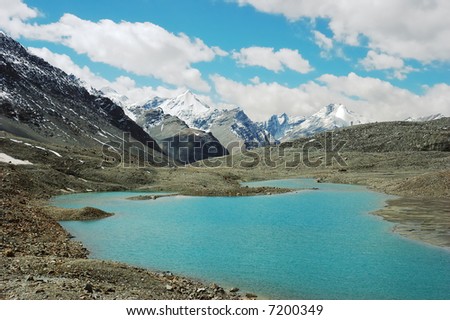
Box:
262, 113, 305, 141
136, 108, 189, 142
135, 107, 228, 163
0, 33, 162, 154
160, 128, 228, 164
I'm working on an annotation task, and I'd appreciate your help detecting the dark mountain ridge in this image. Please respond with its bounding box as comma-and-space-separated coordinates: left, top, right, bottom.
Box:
0, 32, 162, 153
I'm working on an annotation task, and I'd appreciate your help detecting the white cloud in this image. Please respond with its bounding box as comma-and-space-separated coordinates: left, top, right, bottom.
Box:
28, 47, 110, 88
212, 46, 229, 57
0, 0, 38, 31
390, 66, 417, 81
250, 76, 261, 84
313, 30, 350, 60
360, 50, 404, 70
0, 0, 226, 91
28, 47, 182, 105
313, 30, 333, 51
212, 72, 450, 122
317, 73, 450, 119
232, 46, 312, 73
236, 0, 450, 63
359, 50, 417, 80
212, 74, 321, 121
107, 77, 185, 106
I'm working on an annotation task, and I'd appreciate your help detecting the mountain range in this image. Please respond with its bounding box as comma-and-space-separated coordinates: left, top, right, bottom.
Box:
124, 90, 271, 151
1, 32, 445, 164
121, 90, 366, 150
0, 33, 226, 164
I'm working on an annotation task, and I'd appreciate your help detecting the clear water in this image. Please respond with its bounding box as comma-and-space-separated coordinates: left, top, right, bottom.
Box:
53, 179, 450, 299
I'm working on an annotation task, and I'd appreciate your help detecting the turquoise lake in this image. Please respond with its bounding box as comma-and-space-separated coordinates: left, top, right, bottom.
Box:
53, 179, 450, 299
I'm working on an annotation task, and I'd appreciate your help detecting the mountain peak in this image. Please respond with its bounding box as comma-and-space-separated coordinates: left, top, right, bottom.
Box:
174, 89, 207, 107
316, 103, 354, 122
278, 113, 289, 125
323, 103, 346, 115
157, 90, 212, 128
181, 89, 194, 96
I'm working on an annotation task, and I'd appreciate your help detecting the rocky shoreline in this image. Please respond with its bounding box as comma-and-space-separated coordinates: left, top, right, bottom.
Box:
0, 195, 248, 300
372, 197, 450, 248
1, 256, 243, 300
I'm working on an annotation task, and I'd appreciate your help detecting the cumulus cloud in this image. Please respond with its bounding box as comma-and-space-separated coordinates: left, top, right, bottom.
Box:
28, 47, 182, 105
28, 47, 110, 88
236, 0, 450, 62
0, 0, 38, 31
212, 74, 317, 120
212, 72, 450, 122
359, 50, 417, 80
250, 76, 261, 84
232, 47, 312, 73
0, 0, 225, 91
360, 50, 404, 70
312, 30, 349, 60
390, 66, 417, 81
106, 77, 184, 106
313, 30, 333, 58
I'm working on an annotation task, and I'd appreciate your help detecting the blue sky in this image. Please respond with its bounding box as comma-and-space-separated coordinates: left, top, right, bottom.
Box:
1, 0, 449, 121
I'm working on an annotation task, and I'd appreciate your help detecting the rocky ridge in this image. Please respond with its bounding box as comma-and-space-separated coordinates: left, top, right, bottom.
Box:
286, 118, 450, 152
0, 33, 162, 154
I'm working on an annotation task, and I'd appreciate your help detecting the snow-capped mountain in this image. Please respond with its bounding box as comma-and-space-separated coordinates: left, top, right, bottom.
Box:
0, 33, 374, 164
97, 86, 130, 107
128, 90, 365, 148
157, 90, 213, 128
129, 101, 229, 162
264, 113, 290, 141
208, 107, 269, 149
283, 104, 365, 141
132, 91, 270, 150
405, 114, 445, 122
262, 113, 305, 141
121, 97, 168, 122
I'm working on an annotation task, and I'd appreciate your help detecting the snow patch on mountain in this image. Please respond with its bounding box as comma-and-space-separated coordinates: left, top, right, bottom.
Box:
284, 104, 365, 140
99, 87, 130, 105
405, 114, 445, 122
0, 152, 33, 165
